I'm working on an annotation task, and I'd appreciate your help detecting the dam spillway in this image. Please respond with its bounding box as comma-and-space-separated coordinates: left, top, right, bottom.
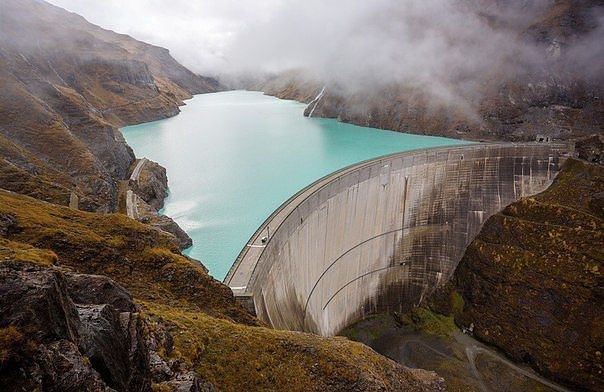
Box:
224, 143, 569, 336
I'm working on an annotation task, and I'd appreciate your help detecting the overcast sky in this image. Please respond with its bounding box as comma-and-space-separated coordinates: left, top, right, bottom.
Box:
47, 1, 544, 78
46, 0, 602, 100
47, 0, 283, 74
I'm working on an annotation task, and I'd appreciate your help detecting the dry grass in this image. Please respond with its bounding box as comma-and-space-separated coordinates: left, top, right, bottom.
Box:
0, 189, 432, 391
0, 238, 58, 266
142, 301, 423, 392
0, 327, 36, 370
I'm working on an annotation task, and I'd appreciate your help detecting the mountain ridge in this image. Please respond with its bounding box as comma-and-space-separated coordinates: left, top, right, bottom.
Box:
0, 0, 221, 213
0, 1, 448, 390
252, 0, 603, 142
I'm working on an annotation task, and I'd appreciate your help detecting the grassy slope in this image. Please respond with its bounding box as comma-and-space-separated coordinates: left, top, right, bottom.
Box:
449, 158, 603, 391
0, 0, 221, 211
0, 190, 436, 391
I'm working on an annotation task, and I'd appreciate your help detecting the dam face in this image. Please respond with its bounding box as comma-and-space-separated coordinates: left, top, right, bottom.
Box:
225, 143, 568, 336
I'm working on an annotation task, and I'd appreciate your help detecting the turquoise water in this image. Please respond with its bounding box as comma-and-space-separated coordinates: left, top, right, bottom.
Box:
121, 91, 468, 280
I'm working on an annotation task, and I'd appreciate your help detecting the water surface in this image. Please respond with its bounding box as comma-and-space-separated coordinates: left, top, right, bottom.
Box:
121, 91, 468, 280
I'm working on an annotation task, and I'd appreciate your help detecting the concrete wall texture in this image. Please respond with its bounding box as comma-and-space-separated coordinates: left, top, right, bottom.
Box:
225, 143, 569, 337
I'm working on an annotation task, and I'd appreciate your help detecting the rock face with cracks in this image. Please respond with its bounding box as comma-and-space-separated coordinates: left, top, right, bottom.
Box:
0, 261, 151, 391
432, 158, 604, 391
0, 190, 446, 391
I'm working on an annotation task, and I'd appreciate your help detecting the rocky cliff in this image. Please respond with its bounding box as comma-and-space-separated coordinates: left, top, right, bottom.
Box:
0, 0, 220, 213
126, 158, 193, 249
0, 1, 450, 390
0, 190, 444, 391
258, 0, 603, 142
431, 158, 603, 391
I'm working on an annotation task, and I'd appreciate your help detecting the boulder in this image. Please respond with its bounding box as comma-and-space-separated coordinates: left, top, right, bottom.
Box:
0, 262, 80, 343
66, 272, 137, 313
162, 371, 217, 392
0, 261, 153, 391
37, 339, 111, 392
0, 212, 19, 236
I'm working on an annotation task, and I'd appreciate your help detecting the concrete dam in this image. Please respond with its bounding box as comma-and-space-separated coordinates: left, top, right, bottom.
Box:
225, 143, 569, 336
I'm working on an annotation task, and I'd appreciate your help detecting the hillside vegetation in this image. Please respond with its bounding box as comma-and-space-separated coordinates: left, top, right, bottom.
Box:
0, 190, 443, 391
432, 158, 603, 391
0, 0, 220, 212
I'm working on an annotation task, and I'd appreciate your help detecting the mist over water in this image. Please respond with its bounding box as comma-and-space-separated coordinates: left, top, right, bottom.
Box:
121, 91, 469, 279
48, 0, 603, 117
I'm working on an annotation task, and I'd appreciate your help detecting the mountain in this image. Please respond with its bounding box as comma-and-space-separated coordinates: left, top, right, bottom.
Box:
256, 0, 603, 142
0, 1, 446, 390
0, 189, 444, 391
0, 0, 220, 213
431, 158, 603, 391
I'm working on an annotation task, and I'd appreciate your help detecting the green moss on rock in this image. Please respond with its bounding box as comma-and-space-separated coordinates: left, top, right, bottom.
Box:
451, 158, 603, 391
396, 307, 458, 337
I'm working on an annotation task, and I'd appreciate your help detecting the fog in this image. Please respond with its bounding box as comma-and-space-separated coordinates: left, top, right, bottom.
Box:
47, 0, 282, 73
49, 0, 603, 98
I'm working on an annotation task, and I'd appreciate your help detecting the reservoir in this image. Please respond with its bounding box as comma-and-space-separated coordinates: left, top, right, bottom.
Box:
121, 90, 468, 280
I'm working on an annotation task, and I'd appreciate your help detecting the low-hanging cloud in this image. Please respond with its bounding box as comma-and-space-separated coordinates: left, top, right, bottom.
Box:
224, 0, 604, 122
47, 0, 281, 73
49, 0, 603, 101
226, 0, 599, 89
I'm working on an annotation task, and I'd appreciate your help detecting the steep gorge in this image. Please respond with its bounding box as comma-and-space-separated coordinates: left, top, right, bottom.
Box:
0, 1, 448, 390
0, 0, 219, 213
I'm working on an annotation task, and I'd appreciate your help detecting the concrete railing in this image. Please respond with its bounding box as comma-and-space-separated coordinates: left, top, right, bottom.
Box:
125, 158, 147, 219
125, 190, 138, 219
225, 143, 569, 336
130, 157, 148, 182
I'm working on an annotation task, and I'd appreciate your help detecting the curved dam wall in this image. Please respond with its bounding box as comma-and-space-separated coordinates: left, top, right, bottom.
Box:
225, 143, 569, 336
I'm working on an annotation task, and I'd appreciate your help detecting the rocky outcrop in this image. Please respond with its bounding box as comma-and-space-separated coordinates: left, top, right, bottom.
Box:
0, 258, 219, 391
127, 158, 193, 249
0, 189, 445, 391
145, 322, 217, 392
135, 198, 193, 250
131, 160, 169, 210
0, 261, 152, 391
0, 262, 80, 345
432, 158, 603, 391
0, 212, 19, 237
576, 134, 604, 164
162, 371, 216, 392
0, 0, 221, 212
76, 304, 150, 391
36, 339, 112, 392
66, 273, 137, 313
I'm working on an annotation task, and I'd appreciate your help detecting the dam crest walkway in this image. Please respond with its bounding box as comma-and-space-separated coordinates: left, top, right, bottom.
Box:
225, 142, 569, 336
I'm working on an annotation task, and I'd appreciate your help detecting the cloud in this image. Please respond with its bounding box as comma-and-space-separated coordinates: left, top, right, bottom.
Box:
47, 0, 282, 74
48, 0, 603, 97
225, 1, 551, 88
